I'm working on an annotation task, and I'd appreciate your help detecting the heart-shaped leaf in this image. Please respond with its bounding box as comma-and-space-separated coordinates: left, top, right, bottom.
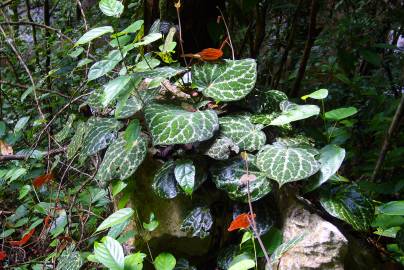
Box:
219, 115, 266, 152
83, 117, 123, 156
320, 185, 374, 231
144, 103, 218, 145
205, 136, 239, 160
256, 141, 320, 186
211, 156, 272, 202
301, 89, 328, 100
154, 252, 176, 270
174, 160, 195, 196
96, 135, 147, 182
94, 236, 124, 270
152, 161, 180, 199
180, 207, 213, 238
192, 59, 257, 101
99, 0, 124, 17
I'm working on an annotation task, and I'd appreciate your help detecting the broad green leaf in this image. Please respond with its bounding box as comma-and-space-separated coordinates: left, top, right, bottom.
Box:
270, 101, 320, 126
371, 214, 404, 229
69, 47, 84, 58
18, 185, 31, 199
143, 212, 159, 232
115, 95, 143, 119
99, 0, 124, 17
77, 58, 93, 67
325, 107, 358, 121
119, 20, 144, 35
211, 156, 272, 202
133, 33, 162, 47
14, 116, 30, 133
174, 160, 195, 195
180, 207, 213, 238
306, 144, 345, 191
192, 59, 257, 101
66, 121, 87, 159
55, 114, 76, 142
268, 232, 307, 266
219, 115, 266, 152
112, 181, 127, 197
0, 121, 6, 138
123, 119, 141, 148
139, 66, 186, 79
378, 201, 404, 216
152, 161, 180, 199
110, 35, 132, 47
205, 136, 239, 160
82, 117, 122, 156
96, 135, 147, 182
75, 26, 113, 46
102, 75, 139, 107
320, 185, 374, 231
108, 219, 130, 239
0, 229, 15, 238
124, 252, 147, 270
154, 252, 176, 270
228, 253, 255, 270
56, 244, 83, 270
144, 103, 218, 145
88, 50, 126, 81
256, 141, 320, 186
301, 89, 328, 100
260, 90, 288, 112
96, 208, 134, 232
250, 113, 278, 126
94, 236, 124, 270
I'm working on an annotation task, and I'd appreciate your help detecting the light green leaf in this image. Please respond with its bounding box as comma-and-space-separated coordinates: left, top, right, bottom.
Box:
14, 116, 30, 133
211, 156, 272, 202
378, 201, 404, 216
256, 140, 320, 186
0, 229, 15, 238
174, 160, 195, 195
229, 253, 255, 270
56, 244, 83, 270
66, 121, 87, 159
219, 115, 266, 152
96, 135, 147, 182
180, 207, 213, 238
124, 252, 147, 270
325, 107, 358, 121
123, 119, 141, 148
240, 231, 253, 245
55, 114, 76, 142
192, 59, 257, 101
94, 236, 124, 270
88, 50, 126, 81
18, 185, 31, 200
320, 185, 374, 231
75, 26, 114, 46
270, 101, 320, 126
115, 95, 143, 119
143, 212, 159, 232
301, 89, 328, 100
119, 20, 143, 35
144, 103, 218, 145
96, 208, 134, 232
102, 75, 136, 107
69, 47, 84, 58
99, 0, 124, 17
112, 181, 127, 197
133, 33, 162, 47
205, 136, 239, 160
110, 35, 132, 47
77, 58, 93, 67
83, 117, 123, 156
154, 252, 176, 270
268, 233, 307, 266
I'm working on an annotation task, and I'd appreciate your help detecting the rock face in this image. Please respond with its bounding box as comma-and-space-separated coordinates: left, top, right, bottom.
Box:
277, 194, 348, 270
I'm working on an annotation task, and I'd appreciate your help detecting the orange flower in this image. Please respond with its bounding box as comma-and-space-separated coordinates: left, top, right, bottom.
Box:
9, 228, 35, 246
33, 172, 54, 188
227, 213, 256, 232
0, 250, 7, 261
198, 48, 223, 61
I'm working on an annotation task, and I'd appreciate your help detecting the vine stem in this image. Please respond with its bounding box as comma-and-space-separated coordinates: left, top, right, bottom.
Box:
242, 155, 271, 265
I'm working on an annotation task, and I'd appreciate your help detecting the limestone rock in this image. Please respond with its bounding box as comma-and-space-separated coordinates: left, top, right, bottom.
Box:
278, 197, 348, 270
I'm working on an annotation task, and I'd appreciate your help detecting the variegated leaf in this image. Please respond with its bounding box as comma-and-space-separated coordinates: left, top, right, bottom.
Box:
250, 113, 278, 126
211, 156, 272, 202
140, 66, 187, 79
152, 161, 180, 199
205, 136, 239, 160
270, 101, 320, 126
83, 117, 123, 156
320, 185, 374, 231
56, 244, 83, 270
256, 142, 320, 186
262, 90, 288, 112
115, 96, 143, 119
180, 207, 213, 238
268, 232, 307, 267
96, 135, 147, 183
55, 114, 76, 142
192, 59, 257, 101
144, 103, 219, 145
219, 115, 266, 152
67, 121, 88, 159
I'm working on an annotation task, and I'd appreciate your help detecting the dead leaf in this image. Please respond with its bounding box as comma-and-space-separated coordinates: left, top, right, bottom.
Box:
33, 172, 54, 188
9, 228, 35, 246
0, 140, 13, 155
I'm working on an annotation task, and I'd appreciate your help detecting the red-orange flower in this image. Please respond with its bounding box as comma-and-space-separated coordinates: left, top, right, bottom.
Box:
9, 228, 35, 246
0, 250, 7, 261
181, 48, 224, 61
227, 213, 256, 232
33, 172, 54, 188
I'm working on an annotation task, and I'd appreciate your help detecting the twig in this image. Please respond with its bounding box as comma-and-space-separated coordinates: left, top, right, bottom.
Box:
217, 7, 235, 60
372, 93, 404, 181
0, 25, 45, 120
0, 147, 66, 162
174, 0, 188, 66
